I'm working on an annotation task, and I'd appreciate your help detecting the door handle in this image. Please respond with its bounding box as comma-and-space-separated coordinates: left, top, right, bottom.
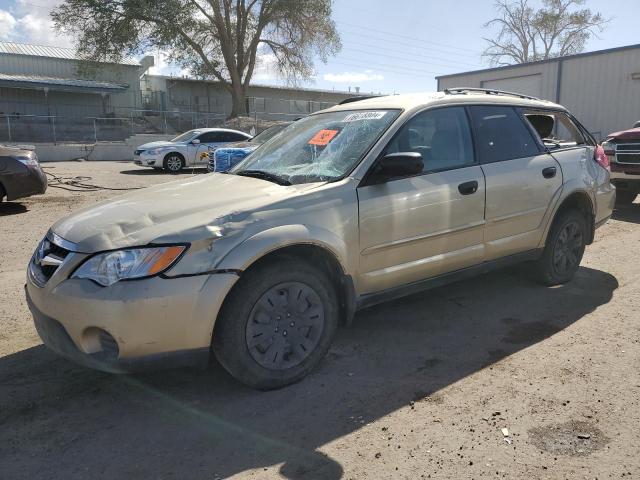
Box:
542, 166, 557, 179
458, 180, 478, 195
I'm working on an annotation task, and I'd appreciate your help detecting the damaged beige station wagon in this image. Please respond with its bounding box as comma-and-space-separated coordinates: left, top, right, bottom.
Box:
26, 89, 615, 389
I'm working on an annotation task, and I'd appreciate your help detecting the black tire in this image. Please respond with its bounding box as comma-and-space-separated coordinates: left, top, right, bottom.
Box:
163, 153, 185, 173
0, 183, 5, 203
534, 209, 587, 286
213, 257, 339, 390
615, 190, 637, 206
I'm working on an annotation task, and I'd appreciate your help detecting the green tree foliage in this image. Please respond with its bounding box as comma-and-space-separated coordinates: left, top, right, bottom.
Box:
52, 0, 341, 117
483, 0, 608, 66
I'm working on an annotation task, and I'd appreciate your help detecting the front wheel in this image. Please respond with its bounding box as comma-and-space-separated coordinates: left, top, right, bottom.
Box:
534, 209, 587, 286
213, 257, 339, 390
163, 153, 185, 173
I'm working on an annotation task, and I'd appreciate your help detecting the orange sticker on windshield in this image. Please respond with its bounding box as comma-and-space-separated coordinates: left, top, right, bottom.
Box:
308, 129, 339, 146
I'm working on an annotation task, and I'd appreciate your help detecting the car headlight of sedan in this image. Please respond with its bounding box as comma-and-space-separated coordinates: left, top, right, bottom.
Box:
72, 245, 187, 286
146, 147, 168, 155
15, 154, 39, 167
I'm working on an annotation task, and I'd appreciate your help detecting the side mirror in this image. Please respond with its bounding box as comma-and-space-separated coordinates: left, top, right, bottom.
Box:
191, 139, 201, 145
373, 152, 423, 182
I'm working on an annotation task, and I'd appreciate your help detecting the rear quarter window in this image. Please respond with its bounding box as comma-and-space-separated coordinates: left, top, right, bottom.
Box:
523, 110, 587, 150
225, 132, 250, 142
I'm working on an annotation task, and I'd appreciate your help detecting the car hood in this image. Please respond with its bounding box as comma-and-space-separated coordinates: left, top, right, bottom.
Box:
607, 127, 640, 141
137, 141, 183, 150
51, 174, 323, 252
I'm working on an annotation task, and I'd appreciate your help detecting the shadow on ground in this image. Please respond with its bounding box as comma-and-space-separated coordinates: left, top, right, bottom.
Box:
0, 202, 28, 216
0, 266, 617, 479
612, 203, 640, 224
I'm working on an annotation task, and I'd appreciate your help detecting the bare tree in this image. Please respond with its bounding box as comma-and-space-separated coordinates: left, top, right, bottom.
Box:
52, 0, 341, 118
483, 0, 608, 66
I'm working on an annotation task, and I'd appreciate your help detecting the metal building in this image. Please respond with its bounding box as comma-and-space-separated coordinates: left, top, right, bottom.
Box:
143, 75, 356, 122
0, 41, 152, 118
437, 44, 640, 140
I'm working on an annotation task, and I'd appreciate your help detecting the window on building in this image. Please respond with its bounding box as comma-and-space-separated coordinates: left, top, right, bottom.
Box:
468, 106, 540, 163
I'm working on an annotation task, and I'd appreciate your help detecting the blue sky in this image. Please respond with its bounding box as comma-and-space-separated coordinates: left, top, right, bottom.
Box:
0, 0, 638, 94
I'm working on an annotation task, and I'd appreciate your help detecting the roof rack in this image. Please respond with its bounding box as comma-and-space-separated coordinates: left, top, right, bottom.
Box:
338, 95, 380, 105
443, 87, 540, 101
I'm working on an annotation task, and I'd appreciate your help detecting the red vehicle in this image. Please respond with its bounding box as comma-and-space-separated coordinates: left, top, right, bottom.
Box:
603, 122, 640, 205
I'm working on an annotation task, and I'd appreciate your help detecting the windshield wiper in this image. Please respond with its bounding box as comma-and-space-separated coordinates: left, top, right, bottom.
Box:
235, 170, 292, 186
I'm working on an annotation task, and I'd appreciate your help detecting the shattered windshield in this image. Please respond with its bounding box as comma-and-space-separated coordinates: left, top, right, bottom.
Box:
250, 123, 290, 143
231, 109, 400, 184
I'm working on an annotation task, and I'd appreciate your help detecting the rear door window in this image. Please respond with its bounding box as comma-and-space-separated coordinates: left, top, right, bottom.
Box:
197, 132, 223, 143
468, 106, 540, 163
522, 110, 587, 149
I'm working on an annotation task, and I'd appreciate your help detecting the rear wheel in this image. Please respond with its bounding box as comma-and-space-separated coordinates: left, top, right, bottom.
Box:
163, 153, 185, 173
615, 190, 637, 206
213, 257, 339, 390
534, 209, 587, 286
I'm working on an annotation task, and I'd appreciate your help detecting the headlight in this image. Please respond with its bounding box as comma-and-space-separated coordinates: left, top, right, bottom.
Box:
146, 147, 166, 155
72, 245, 187, 286
601, 140, 616, 155
16, 155, 39, 167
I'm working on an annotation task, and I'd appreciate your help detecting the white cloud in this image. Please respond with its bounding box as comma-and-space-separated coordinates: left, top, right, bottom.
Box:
147, 50, 190, 77
17, 12, 72, 46
323, 70, 384, 83
252, 52, 279, 82
0, 10, 17, 39
1, 0, 74, 47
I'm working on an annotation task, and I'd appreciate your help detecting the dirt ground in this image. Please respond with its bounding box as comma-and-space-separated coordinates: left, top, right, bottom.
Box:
1, 161, 639, 479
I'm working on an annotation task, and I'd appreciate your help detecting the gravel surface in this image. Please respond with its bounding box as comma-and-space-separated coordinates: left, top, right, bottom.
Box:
1, 161, 639, 479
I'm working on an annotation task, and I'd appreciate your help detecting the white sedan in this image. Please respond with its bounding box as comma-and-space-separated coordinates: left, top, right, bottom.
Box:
134, 128, 252, 172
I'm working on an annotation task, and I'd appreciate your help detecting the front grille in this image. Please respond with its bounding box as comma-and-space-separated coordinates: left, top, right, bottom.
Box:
30, 234, 72, 286
611, 142, 640, 165
617, 143, 640, 151
616, 153, 640, 164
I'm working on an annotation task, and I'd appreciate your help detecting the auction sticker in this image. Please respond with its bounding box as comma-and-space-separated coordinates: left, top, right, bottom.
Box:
309, 129, 339, 146
342, 111, 387, 122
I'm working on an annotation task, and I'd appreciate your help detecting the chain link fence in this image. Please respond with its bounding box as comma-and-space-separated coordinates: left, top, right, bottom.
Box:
0, 111, 229, 144
0, 96, 339, 144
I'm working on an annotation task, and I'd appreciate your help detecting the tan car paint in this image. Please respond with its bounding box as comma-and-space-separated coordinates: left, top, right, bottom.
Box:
357, 165, 486, 294
481, 153, 563, 261
26, 92, 616, 366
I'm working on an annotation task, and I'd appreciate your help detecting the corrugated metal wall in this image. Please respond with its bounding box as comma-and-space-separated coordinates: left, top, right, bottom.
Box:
437, 46, 640, 139
0, 53, 143, 116
144, 75, 352, 120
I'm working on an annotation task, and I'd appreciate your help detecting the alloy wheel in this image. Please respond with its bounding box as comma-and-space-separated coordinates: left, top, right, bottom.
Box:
552, 220, 583, 276
166, 155, 183, 171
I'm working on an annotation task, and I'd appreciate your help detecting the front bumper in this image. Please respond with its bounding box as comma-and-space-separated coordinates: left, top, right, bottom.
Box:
133, 154, 160, 167
7, 166, 47, 201
26, 252, 239, 372
610, 162, 640, 191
